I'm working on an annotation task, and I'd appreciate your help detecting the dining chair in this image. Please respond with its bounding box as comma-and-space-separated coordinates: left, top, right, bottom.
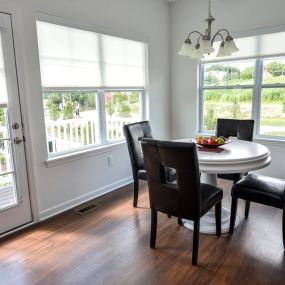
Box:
229, 173, 285, 249
141, 138, 223, 265
123, 121, 176, 207
216, 118, 254, 216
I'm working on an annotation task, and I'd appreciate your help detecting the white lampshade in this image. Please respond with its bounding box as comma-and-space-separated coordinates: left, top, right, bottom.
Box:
190, 47, 205, 59
216, 42, 232, 57
199, 39, 215, 54
178, 39, 195, 56
224, 38, 239, 54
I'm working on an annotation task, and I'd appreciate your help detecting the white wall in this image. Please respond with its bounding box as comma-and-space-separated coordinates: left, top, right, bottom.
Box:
0, 0, 171, 220
170, 0, 285, 179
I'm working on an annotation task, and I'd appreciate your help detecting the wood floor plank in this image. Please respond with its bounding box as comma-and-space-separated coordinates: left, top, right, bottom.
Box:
0, 180, 284, 285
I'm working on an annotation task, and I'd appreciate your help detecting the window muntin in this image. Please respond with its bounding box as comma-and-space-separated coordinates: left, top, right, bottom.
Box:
200, 56, 285, 139
37, 21, 146, 157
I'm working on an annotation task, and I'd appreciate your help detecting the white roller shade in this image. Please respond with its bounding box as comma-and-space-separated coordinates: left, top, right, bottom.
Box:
203, 31, 285, 61
37, 21, 146, 88
37, 21, 101, 87
102, 35, 145, 87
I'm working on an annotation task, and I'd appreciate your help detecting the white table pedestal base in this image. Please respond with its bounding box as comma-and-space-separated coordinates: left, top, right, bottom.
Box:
183, 207, 239, 234
183, 173, 239, 234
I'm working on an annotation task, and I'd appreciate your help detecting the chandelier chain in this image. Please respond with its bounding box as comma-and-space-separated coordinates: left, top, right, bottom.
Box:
208, 0, 212, 17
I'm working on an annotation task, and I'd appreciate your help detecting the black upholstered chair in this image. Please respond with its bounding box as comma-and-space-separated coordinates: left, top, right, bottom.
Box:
141, 139, 223, 265
123, 121, 176, 207
216, 118, 255, 213
230, 173, 285, 249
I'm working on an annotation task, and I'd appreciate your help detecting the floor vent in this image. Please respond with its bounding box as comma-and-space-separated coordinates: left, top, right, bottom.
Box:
73, 203, 99, 215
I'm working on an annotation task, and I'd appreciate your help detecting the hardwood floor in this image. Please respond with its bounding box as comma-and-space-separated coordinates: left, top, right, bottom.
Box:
0, 180, 284, 285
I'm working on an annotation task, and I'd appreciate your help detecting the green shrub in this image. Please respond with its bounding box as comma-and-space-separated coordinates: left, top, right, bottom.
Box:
49, 103, 60, 121
63, 101, 74, 120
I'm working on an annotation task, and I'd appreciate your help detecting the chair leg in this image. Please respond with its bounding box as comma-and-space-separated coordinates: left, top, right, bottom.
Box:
150, 209, 157, 249
230, 197, 238, 234
178, 217, 183, 225
215, 202, 222, 237
192, 220, 200, 266
133, 178, 139, 208
245, 200, 250, 218
283, 209, 285, 250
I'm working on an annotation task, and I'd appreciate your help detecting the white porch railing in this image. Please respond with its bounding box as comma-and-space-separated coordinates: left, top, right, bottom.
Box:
106, 116, 135, 140
46, 115, 100, 153
46, 114, 139, 153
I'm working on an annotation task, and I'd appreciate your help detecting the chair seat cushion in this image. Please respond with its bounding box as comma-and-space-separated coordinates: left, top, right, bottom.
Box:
201, 183, 223, 216
232, 173, 285, 209
137, 167, 176, 182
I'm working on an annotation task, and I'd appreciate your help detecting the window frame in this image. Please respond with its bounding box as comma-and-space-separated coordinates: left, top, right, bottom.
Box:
43, 87, 146, 159
198, 56, 285, 140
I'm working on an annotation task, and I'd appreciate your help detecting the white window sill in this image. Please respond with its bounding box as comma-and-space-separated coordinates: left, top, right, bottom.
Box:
254, 137, 285, 147
46, 141, 127, 167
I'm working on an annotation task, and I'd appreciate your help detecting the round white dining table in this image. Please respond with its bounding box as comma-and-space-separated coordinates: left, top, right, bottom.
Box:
178, 138, 271, 234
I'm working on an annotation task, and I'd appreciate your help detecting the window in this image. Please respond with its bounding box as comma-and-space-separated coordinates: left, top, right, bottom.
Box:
199, 56, 285, 138
260, 58, 285, 136
201, 61, 254, 131
37, 21, 146, 157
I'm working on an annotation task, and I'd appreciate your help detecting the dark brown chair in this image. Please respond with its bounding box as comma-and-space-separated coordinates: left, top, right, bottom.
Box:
216, 118, 254, 216
230, 173, 285, 249
123, 121, 176, 207
141, 139, 223, 265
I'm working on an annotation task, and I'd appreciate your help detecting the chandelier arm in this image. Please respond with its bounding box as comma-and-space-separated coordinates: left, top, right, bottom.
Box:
211, 29, 229, 45
187, 30, 204, 39
211, 33, 224, 46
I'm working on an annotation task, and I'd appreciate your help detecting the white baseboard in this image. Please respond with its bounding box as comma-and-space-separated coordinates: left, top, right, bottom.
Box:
39, 176, 133, 221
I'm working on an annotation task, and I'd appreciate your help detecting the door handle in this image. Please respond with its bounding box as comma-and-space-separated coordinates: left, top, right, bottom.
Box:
13, 137, 23, 144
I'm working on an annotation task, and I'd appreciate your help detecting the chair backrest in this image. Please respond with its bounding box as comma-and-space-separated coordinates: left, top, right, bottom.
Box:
123, 121, 152, 176
216, 118, 254, 141
141, 139, 201, 220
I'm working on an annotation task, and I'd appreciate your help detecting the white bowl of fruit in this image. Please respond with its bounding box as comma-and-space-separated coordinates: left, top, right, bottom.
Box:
194, 135, 230, 148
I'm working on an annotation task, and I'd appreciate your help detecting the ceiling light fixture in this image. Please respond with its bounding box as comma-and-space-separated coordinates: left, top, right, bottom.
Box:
178, 0, 239, 59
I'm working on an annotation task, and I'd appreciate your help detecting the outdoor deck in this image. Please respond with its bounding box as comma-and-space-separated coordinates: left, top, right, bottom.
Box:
0, 186, 16, 210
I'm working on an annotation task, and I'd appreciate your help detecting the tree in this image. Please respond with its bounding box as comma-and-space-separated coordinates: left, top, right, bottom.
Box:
63, 101, 74, 120
228, 66, 241, 80
106, 102, 115, 116
265, 61, 285, 77
119, 102, 131, 117
114, 93, 128, 106
204, 106, 216, 130
241, 66, 254, 80
206, 64, 227, 72
230, 96, 240, 119
47, 93, 62, 108
49, 103, 60, 121
0, 108, 5, 127
205, 73, 219, 85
